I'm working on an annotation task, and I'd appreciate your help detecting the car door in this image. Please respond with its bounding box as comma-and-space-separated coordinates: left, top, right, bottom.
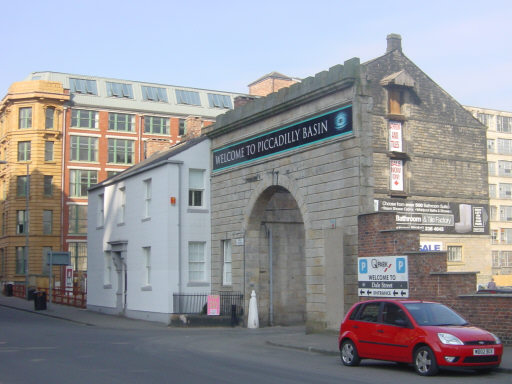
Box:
352, 301, 382, 359
373, 302, 416, 362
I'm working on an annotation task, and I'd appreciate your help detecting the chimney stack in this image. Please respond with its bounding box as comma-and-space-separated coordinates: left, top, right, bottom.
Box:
386, 33, 402, 53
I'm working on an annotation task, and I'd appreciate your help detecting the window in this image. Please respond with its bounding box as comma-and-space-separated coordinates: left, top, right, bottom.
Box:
143, 247, 151, 286
16, 246, 26, 274
118, 187, 126, 224
176, 89, 201, 106
108, 139, 134, 164
45, 141, 54, 161
222, 240, 232, 286
499, 160, 512, 176
487, 139, 495, 153
497, 138, 512, 154
42, 247, 52, 275
70, 136, 98, 162
97, 194, 104, 227
18, 141, 31, 161
44, 175, 53, 196
500, 206, 512, 221
43, 210, 52, 235
141, 86, 168, 102
491, 230, 498, 244
179, 118, 186, 136
188, 242, 205, 282
208, 93, 233, 109
501, 251, 512, 267
71, 109, 98, 129
492, 251, 500, 267
45, 107, 55, 129
70, 78, 98, 95
69, 169, 98, 197
388, 88, 402, 115
143, 179, 151, 218
499, 183, 512, 199
501, 228, 512, 244
489, 184, 497, 198
17, 176, 29, 197
382, 303, 407, 325
16, 210, 28, 234
106, 170, 120, 178
477, 113, 492, 128
19, 107, 32, 129
144, 116, 169, 135
488, 162, 496, 176
490, 205, 498, 221
447, 246, 462, 262
359, 302, 380, 322
106, 82, 133, 99
68, 205, 87, 234
189, 169, 204, 207
104, 252, 112, 285
68, 242, 87, 272
108, 113, 134, 132
2, 213, 6, 236
497, 116, 512, 133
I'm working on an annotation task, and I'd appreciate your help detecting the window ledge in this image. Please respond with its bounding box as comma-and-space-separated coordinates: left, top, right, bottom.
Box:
103, 284, 112, 289
141, 217, 151, 222
187, 208, 209, 214
141, 285, 152, 291
187, 282, 209, 287
117, 222, 125, 227
96, 225, 104, 230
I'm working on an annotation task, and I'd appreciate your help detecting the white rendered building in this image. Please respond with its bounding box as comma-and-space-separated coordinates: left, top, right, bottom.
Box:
87, 136, 211, 323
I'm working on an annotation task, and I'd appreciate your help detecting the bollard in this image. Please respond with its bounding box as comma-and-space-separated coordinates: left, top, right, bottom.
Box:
247, 290, 259, 329
231, 304, 238, 327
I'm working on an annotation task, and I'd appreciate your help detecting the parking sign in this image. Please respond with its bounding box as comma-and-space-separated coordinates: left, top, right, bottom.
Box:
358, 255, 409, 298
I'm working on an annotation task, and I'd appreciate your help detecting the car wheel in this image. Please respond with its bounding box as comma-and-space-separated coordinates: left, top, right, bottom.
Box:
414, 346, 439, 376
340, 339, 360, 367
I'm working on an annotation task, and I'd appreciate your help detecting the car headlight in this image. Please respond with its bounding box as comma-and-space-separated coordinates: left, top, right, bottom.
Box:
490, 332, 502, 345
438, 333, 463, 345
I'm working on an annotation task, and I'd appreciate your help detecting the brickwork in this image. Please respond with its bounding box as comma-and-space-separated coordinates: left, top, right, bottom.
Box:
359, 212, 512, 344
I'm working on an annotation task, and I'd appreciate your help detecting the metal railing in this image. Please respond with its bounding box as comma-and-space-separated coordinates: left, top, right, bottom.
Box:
39, 288, 87, 308
173, 291, 244, 317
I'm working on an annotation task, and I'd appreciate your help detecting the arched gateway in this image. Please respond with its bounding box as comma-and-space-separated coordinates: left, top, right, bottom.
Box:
204, 35, 490, 331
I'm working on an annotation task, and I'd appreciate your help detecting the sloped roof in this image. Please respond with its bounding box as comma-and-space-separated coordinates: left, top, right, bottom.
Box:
89, 135, 208, 191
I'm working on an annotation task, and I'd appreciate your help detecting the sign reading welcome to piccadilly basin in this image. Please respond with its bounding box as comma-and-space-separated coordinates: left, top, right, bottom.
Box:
213, 105, 353, 171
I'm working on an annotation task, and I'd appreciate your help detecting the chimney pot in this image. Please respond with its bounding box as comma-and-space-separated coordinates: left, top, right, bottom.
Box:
386, 33, 402, 53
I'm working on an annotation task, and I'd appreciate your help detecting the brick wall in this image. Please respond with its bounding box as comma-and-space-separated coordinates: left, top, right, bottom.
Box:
359, 212, 512, 344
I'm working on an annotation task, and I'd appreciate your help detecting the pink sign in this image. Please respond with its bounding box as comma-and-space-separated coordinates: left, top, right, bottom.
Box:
207, 295, 220, 316
389, 121, 402, 152
390, 159, 404, 191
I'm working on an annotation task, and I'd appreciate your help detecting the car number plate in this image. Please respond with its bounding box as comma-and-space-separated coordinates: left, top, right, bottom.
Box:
473, 348, 494, 356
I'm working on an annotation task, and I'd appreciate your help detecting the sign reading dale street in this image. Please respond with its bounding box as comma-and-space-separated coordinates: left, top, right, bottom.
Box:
358, 255, 409, 298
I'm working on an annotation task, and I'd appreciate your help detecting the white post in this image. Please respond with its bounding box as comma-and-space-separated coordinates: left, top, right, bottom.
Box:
247, 290, 259, 329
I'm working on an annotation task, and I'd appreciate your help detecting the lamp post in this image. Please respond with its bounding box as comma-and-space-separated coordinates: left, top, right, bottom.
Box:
25, 163, 29, 299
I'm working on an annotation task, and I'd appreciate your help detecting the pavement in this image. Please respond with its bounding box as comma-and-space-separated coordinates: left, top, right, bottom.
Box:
1, 294, 511, 373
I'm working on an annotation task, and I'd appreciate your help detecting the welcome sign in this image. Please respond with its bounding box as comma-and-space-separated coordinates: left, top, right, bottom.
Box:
213, 105, 353, 171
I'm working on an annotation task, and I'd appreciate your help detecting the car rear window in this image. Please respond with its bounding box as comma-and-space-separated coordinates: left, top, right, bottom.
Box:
404, 303, 468, 326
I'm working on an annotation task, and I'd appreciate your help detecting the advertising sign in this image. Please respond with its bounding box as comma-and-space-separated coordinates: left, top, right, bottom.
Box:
374, 198, 489, 235
207, 295, 220, 316
358, 256, 408, 298
212, 105, 353, 171
389, 120, 402, 152
390, 160, 403, 191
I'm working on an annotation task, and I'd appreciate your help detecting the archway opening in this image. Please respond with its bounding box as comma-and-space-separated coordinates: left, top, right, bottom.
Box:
246, 186, 306, 326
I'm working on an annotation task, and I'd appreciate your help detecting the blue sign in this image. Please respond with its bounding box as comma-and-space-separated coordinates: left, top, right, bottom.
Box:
359, 259, 368, 274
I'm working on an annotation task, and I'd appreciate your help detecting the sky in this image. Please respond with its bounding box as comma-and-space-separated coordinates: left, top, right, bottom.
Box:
1, 1, 511, 111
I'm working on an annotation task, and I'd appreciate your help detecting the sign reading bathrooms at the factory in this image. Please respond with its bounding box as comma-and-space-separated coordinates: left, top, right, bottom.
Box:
213, 105, 353, 171
374, 198, 489, 235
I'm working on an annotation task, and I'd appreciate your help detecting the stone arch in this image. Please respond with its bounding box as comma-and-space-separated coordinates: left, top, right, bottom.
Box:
242, 171, 310, 326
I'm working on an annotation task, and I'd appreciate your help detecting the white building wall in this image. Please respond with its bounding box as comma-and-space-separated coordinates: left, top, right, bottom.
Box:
87, 138, 211, 323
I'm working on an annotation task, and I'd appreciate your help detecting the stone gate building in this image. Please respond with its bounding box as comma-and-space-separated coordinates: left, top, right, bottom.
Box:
204, 34, 490, 331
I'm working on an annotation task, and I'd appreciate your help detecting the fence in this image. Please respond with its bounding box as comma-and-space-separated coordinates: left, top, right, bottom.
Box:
7, 284, 86, 308
173, 292, 244, 317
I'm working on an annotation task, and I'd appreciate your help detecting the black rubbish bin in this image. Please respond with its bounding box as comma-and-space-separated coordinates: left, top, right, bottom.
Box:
28, 287, 36, 301
5, 283, 13, 297
34, 291, 47, 310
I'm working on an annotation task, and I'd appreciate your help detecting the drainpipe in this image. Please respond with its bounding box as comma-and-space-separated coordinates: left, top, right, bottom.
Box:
61, 107, 68, 251
177, 162, 183, 294
268, 225, 273, 326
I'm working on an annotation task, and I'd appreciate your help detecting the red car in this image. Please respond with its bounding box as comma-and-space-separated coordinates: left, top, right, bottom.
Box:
338, 299, 503, 376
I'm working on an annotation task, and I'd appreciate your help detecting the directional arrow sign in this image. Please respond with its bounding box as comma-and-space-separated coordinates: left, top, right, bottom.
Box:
358, 255, 409, 298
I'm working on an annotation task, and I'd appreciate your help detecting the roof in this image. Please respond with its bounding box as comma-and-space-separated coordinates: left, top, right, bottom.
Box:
89, 135, 209, 191
248, 71, 297, 87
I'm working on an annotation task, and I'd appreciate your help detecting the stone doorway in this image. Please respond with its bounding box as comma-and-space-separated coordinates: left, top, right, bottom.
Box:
245, 186, 306, 326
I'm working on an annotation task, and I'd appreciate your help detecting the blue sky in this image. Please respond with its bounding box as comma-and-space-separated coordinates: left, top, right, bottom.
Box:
2, 1, 511, 110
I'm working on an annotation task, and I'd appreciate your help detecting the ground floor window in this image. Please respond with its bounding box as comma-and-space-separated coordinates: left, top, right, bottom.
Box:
188, 242, 205, 283
68, 242, 87, 272
447, 245, 462, 262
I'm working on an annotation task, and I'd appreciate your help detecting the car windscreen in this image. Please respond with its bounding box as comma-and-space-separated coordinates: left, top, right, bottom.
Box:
403, 303, 468, 326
